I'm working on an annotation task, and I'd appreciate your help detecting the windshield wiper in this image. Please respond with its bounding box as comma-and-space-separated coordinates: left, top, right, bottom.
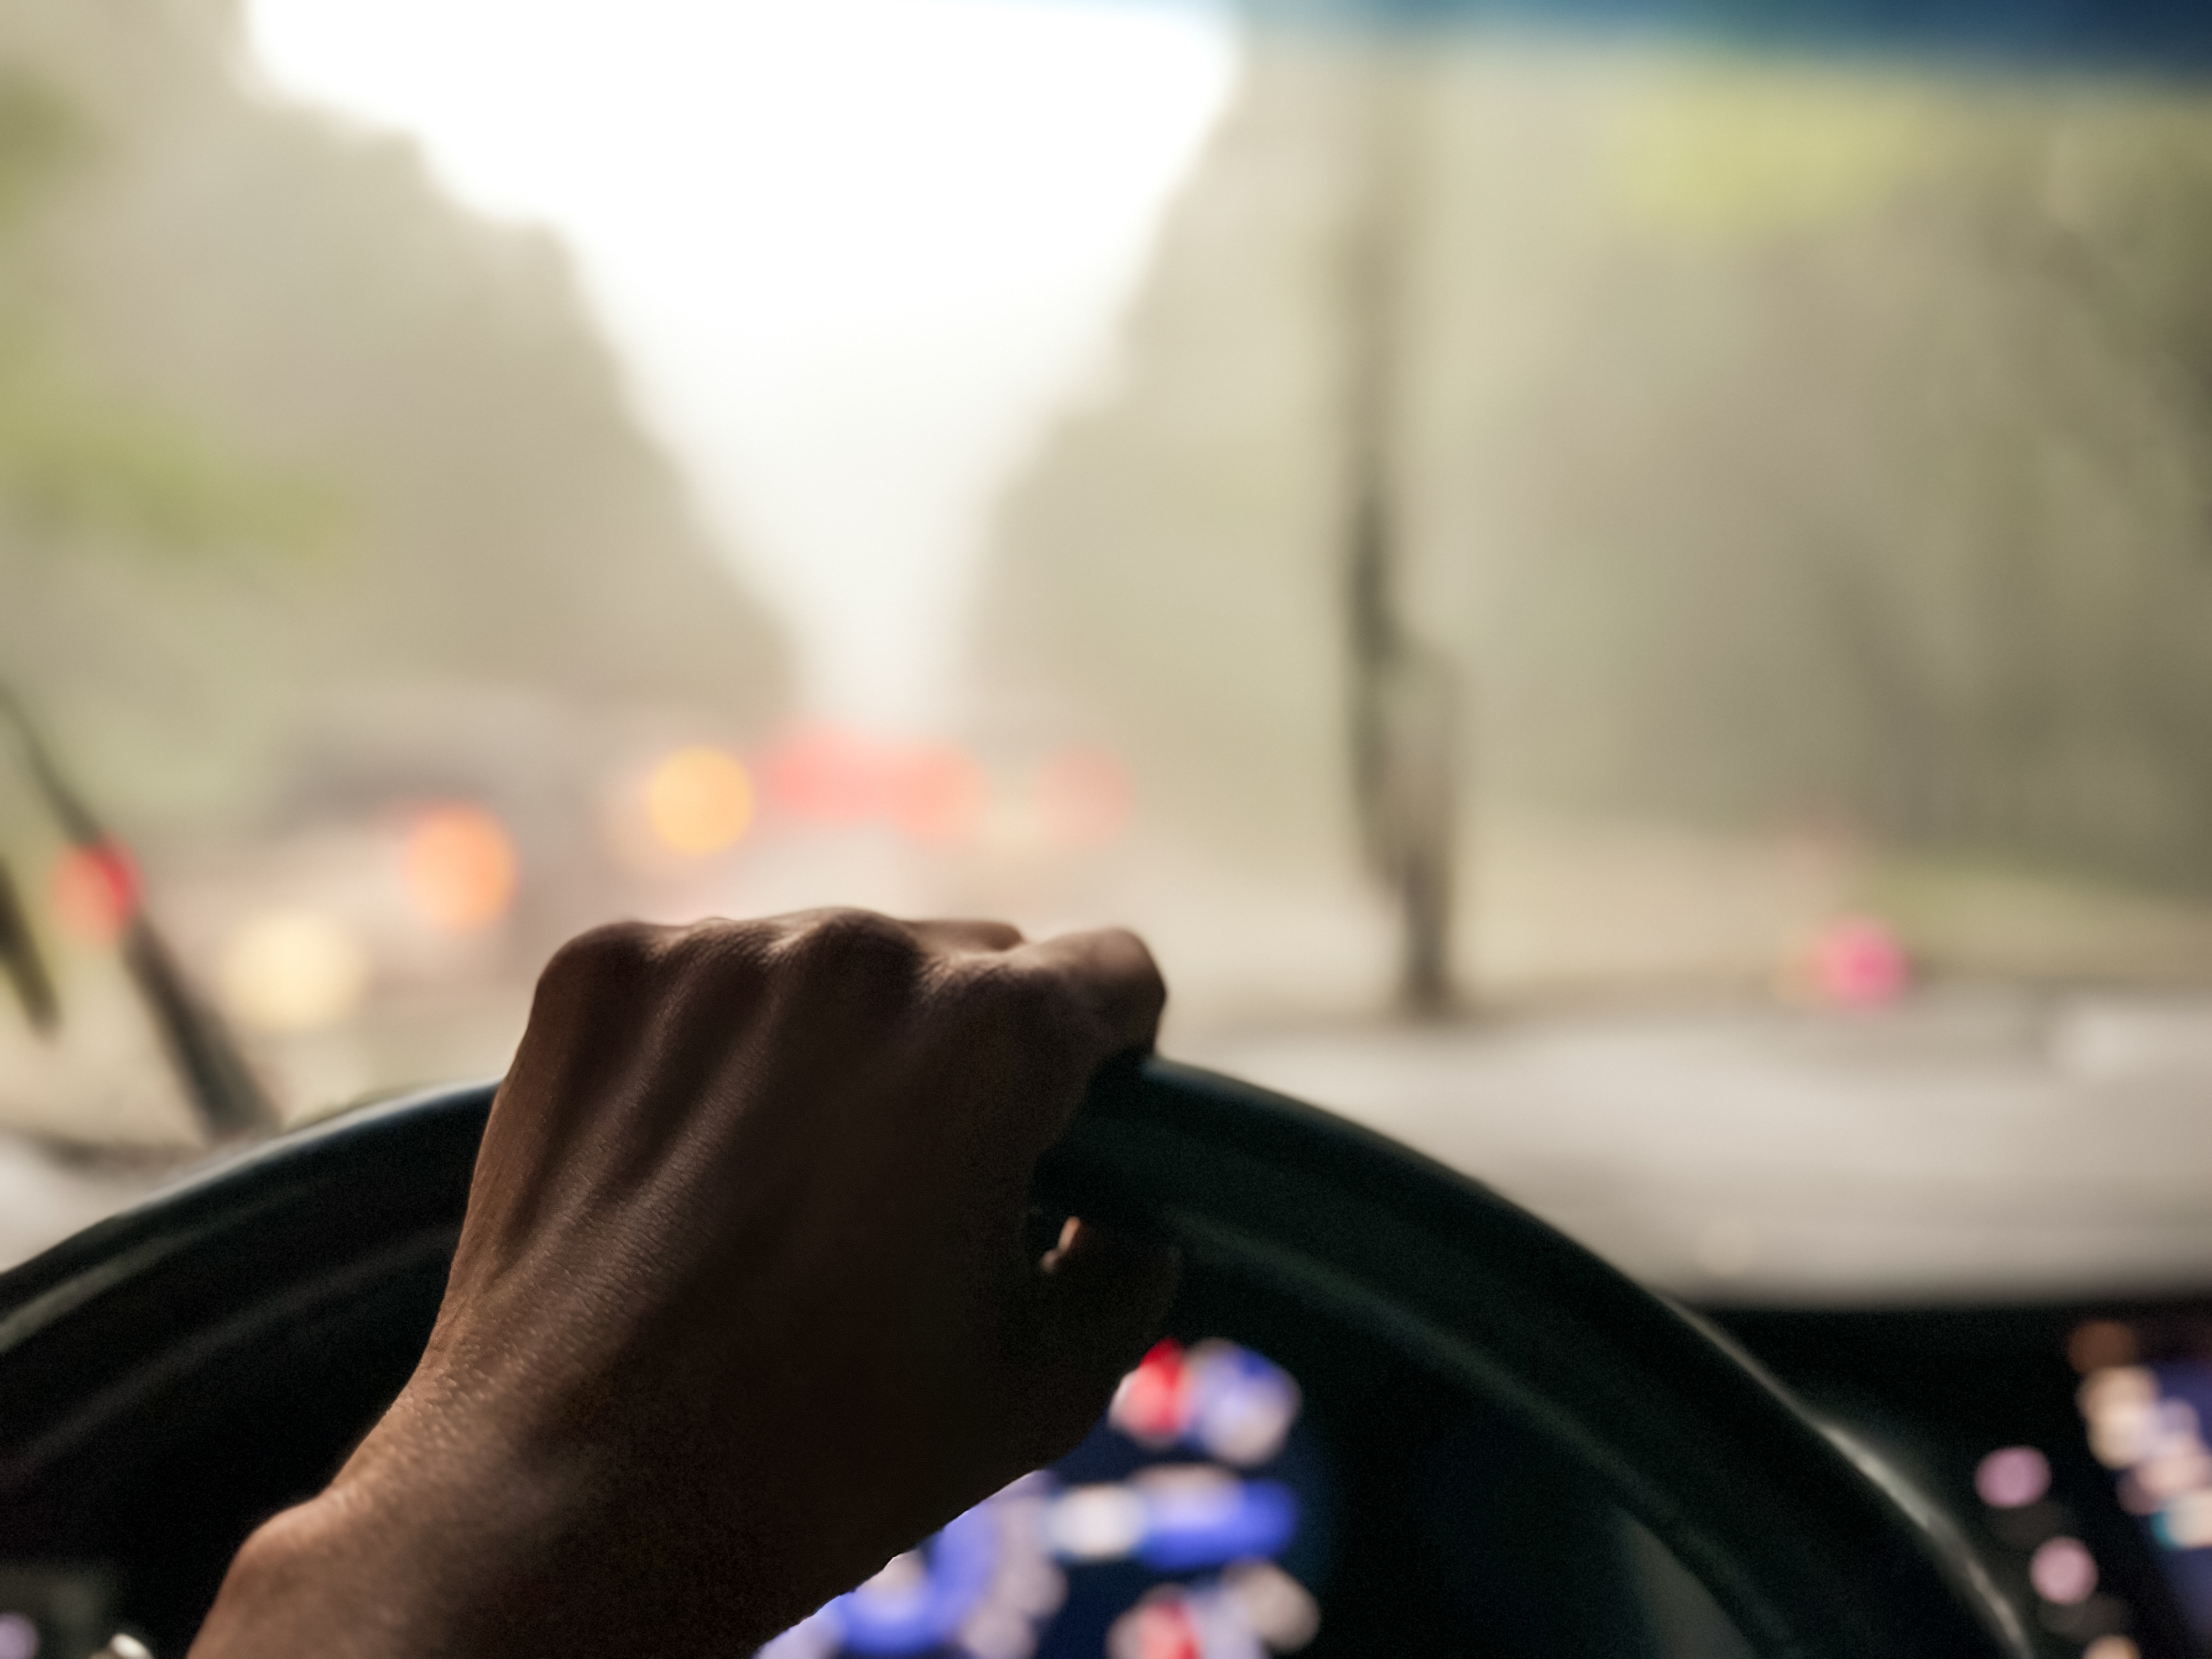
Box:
0, 685, 276, 1141
0, 850, 58, 1034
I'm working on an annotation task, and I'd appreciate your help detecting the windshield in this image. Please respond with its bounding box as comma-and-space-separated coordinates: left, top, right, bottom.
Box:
4, 0, 2211, 1299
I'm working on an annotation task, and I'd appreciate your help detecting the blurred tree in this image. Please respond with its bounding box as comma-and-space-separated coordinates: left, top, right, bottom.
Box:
0, 61, 74, 222
0, 0, 789, 851
0, 62, 335, 563
1406, 60, 2212, 894
982, 44, 2212, 958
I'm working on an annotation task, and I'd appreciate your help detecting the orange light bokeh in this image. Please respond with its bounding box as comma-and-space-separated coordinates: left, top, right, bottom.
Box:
646, 746, 755, 855
401, 804, 517, 933
49, 842, 139, 943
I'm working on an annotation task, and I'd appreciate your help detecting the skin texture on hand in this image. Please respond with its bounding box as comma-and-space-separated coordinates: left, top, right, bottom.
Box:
188, 910, 1178, 1659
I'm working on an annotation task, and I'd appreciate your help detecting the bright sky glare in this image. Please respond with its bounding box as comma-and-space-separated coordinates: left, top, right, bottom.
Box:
245, 0, 1241, 729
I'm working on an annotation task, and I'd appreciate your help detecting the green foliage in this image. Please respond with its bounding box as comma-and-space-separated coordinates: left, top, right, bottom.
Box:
984, 51, 2212, 899
0, 62, 83, 232
0, 353, 340, 557
0, 62, 342, 563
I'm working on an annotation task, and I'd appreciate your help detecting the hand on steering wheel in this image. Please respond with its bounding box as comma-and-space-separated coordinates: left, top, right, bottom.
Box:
190, 911, 1179, 1659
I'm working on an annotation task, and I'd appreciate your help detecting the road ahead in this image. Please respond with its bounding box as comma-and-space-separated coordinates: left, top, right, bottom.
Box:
1185, 991, 2212, 1304
10, 990, 2212, 1305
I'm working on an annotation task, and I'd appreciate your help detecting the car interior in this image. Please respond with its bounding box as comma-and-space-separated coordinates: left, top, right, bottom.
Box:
0, 1063, 2028, 1659
7, 0, 2212, 1656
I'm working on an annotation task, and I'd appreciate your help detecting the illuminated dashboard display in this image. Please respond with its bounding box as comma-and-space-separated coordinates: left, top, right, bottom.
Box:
761, 1339, 1327, 1659
2077, 1334, 2212, 1643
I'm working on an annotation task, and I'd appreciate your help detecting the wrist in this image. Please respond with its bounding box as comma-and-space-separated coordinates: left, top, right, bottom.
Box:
190, 1485, 429, 1659
189, 1412, 581, 1659
191, 1408, 800, 1659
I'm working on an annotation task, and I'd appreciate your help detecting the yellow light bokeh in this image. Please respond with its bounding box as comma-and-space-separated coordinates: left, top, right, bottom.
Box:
218, 909, 370, 1032
647, 746, 755, 855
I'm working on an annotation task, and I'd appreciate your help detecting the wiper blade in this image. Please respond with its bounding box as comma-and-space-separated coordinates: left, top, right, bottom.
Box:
0, 851, 58, 1034
0, 686, 276, 1141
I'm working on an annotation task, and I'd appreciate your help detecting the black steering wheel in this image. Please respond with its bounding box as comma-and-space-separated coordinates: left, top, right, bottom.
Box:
0, 1058, 2023, 1658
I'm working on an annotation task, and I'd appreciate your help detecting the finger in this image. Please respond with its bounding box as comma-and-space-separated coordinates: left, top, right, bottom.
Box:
1013, 1217, 1181, 1467
905, 917, 1026, 955
1015, 926, 1166, 1061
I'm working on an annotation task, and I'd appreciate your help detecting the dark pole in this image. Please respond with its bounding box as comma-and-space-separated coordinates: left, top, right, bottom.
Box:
1343, 60, 1460, 1016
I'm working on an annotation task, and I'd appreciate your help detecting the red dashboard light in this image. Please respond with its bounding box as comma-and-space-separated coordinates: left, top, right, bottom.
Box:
1110, 1593, 1201, 1659
1113, 1339, 1192, 1448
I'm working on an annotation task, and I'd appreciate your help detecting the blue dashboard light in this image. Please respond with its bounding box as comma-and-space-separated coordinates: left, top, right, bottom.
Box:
1187, 1345, 1301, 1468
834, 1505, 1002, 1655
1135, 1476, 1300, 1574
1112, 1339, 1302, 1469
761, 1339, 1321, 1659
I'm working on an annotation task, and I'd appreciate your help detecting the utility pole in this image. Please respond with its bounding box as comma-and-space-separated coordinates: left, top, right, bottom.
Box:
1342, 61, 1460, 1016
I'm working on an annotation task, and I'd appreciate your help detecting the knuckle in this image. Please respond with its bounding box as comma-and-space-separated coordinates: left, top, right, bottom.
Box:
775, 908, 925, 988
658, 920, 782, 1004
1102, 925, 1159, 972
539, 918, 778, 1006
1114, 933, 1168, 1022
539, 920, 665, 997
1098, 926, 1165, 992
966, 954, 1085, 1049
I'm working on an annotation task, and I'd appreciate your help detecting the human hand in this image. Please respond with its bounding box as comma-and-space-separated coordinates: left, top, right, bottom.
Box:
190, 910, 1176, 1658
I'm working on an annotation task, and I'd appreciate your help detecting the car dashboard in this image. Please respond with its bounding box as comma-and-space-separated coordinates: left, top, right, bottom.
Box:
1709, 1298, 2212, 1659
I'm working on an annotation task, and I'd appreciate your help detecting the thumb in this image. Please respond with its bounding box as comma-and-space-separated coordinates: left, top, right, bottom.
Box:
1011, 1217, 1181, 1466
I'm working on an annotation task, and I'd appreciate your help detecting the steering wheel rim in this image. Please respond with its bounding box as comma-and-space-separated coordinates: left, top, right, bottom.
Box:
0, 1058, 2024, 1659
